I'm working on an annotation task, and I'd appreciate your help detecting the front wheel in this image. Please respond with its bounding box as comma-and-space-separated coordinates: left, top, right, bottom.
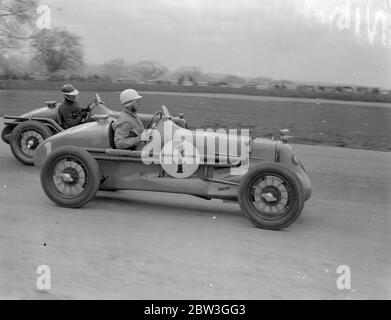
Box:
238, 163, 305, 230
10, 121, 53, 165
40, 146, 101, 208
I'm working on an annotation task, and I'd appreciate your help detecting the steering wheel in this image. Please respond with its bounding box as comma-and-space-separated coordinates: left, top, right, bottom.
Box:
86, 96, 97, 111
147, 111, 163, 129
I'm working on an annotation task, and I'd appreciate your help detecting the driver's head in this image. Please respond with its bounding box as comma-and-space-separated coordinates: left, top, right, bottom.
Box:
120, 89, 143, 113
61, 84, 79, 102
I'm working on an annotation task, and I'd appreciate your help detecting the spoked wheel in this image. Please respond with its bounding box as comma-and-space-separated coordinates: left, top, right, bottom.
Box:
40, 146, 101, 208
10, 121, 52, 165
238, 163, 304, 230
52, 158, 87, 198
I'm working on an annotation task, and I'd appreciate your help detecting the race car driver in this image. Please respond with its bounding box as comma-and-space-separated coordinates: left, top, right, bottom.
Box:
59, 84, 85, 129
113, 89, 148, 150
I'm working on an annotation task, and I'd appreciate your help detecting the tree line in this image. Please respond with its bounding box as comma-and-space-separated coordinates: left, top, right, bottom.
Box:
0, 1, 247, 84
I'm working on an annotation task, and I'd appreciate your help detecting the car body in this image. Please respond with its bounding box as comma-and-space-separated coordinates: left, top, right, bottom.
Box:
1, 94, 187, 165
35, 105, 311, 230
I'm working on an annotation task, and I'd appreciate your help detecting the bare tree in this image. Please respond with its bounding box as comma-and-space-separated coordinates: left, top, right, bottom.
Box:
31, 28, 84, 74
0, 0, 38, 50
129, 60, 168, 81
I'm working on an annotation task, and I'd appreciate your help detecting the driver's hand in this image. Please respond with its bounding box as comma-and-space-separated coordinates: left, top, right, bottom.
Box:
141, 129, 153, 142
81, 109, 88, 118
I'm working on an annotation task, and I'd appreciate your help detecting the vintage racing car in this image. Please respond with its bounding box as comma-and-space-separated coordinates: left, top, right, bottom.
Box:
1, 94, 187, 165
34, 104, 311, 230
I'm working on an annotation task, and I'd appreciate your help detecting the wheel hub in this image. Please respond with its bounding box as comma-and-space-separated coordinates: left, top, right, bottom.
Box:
61, 167, 79, 185
261, 192, 277, 203
252, 175, 289, 215
52, 158, 86, 197
58, 173, 74, 183
260, 185, 281, 204
20, 130, 44, 156
26, 138, 37, 149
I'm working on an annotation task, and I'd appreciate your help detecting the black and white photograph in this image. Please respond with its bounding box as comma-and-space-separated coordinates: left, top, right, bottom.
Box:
0, 0, 390, 302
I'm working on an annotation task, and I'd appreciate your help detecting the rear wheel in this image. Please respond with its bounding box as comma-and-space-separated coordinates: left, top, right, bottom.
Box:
238, 163, 305, 230
10, 121, 52, 165
40, 146, 101, 208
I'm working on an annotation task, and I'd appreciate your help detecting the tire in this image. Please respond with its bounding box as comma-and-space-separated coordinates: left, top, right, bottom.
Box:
40, 146, 101, 208
10, 121, 53, 165
238, 163, 305, 230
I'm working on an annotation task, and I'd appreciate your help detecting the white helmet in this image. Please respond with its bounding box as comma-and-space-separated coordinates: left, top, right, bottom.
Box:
120, 89, 143, 107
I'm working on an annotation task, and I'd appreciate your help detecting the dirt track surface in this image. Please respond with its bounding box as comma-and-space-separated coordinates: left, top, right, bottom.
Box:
0, 120, 390, 299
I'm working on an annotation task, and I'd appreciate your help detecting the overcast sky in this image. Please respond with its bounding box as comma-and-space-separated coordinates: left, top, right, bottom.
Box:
42, 0, 391, 87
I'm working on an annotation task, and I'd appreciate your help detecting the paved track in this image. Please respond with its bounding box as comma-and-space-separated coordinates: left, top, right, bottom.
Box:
0, 120, 390, 299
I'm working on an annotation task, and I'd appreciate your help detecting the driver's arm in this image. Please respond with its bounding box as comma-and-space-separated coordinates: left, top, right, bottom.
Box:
61, 102, 82, 129
113, 120, 141, 149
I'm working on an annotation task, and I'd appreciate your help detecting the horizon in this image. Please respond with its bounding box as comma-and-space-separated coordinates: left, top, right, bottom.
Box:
80, 62, 391, 89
